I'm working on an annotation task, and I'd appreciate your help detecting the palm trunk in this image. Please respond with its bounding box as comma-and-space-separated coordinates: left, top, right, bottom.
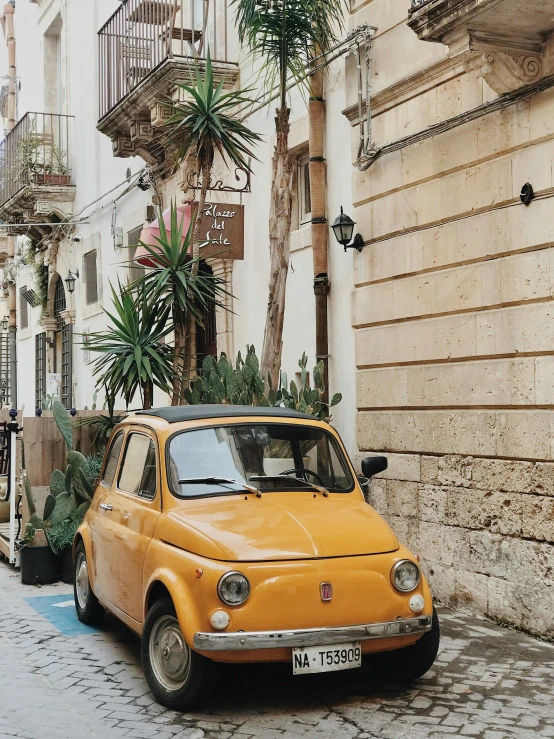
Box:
181, 161, 212, 399
309, 64, 329, 403
142, 380, 153, 410
260, 106, 294, 389
171, 304, 185, 405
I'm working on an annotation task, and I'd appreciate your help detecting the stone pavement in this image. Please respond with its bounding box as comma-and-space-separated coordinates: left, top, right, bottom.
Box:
1, 561, 553, 739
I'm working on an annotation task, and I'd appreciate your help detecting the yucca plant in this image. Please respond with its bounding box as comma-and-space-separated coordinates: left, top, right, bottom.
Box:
233, 0, 343, 387
129, 202, 230, 404
162, 51, 261, 388
85, 283, 173, 409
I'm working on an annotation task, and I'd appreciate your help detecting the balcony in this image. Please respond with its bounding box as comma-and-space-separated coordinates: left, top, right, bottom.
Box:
97, 0, 238, 165
0, 112, 75, 237
408, 0, 554, 93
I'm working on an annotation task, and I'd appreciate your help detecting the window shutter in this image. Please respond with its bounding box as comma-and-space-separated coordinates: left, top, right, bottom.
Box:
85, 250, 98, 305
19, 286, 29, 329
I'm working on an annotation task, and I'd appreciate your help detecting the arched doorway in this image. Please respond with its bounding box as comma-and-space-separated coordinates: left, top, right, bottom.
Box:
196, 262, 217, 370
53, 276, 72, 408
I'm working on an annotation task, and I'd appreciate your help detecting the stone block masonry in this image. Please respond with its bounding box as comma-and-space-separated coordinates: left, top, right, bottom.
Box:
363, 452, 554, 639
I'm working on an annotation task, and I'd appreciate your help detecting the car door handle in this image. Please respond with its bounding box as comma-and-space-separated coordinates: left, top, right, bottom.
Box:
99, 503, 114, 511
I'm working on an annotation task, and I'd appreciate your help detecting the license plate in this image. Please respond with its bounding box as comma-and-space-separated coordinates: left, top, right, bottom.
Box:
292, 642, 362, 675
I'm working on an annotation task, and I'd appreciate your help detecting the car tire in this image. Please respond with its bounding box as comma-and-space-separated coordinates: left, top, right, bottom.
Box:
141, 598, 214, 711
73, 541, 105, 625
372, 607, 440, 681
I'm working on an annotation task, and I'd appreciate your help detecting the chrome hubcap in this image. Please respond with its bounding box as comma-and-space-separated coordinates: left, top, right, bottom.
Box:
75, 552, 89, 610
149, 615, 191, 691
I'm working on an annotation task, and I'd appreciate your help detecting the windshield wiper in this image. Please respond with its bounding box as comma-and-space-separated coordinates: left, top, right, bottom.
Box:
249, 475, 329, 497
178, 476, 261, 496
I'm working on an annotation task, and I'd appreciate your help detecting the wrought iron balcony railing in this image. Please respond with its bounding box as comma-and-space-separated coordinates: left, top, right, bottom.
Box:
98, 0, 232, 119
0, 112, 73, 210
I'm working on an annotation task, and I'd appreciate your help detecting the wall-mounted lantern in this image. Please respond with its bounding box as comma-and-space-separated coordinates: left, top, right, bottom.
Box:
1, 316, 8, 331
331, 207, 364, 252
65, 269, 79, 294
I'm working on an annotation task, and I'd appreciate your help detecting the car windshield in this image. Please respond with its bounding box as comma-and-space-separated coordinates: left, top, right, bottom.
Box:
168, 423, 354, 497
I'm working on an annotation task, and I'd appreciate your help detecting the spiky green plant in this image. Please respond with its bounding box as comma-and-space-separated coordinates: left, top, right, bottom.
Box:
160, 52, 261, 394
85, 282, 174, 409
128, 202, 230, 404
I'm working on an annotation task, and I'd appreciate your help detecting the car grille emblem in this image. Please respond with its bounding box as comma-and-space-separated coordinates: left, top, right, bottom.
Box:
320, 582, 332, 601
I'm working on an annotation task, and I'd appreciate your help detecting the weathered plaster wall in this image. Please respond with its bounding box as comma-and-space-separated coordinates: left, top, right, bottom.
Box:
350, 2, 554, 637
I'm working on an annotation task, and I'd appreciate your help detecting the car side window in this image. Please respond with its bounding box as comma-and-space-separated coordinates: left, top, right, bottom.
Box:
101, 432, 124, 487
117, 433, 157, 500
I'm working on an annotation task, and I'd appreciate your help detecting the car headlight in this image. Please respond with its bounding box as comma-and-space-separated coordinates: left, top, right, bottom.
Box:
217, 571, 251, 606
391, 560, 420, 592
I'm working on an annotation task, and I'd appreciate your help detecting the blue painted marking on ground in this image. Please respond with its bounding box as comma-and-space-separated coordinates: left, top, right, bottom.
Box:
25, 594, 101, 637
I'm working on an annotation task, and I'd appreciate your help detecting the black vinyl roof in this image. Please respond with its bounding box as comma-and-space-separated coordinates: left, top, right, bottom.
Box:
134, 405, 315, 423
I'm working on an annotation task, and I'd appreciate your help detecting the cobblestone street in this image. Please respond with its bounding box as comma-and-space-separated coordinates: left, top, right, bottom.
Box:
1, 562, 553, 739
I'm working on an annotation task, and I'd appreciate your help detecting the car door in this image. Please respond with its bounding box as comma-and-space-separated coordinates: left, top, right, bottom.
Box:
88, 430, 125, 606
103, 429, 161, 623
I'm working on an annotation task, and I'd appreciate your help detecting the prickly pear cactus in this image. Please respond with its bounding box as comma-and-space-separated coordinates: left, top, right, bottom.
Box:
183, 346, 342, 421
53, 398, 73, 450
50, 469, 66, 497
43, 493, 57, 521
48, 492, 76, 525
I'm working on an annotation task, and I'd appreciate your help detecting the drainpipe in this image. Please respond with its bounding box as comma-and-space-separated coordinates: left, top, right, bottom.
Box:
3, 2, 16, 408
309, 62, 330, 403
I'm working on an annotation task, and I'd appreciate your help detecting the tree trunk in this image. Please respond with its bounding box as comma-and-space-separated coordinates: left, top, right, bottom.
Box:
142, 380, 153, 410
181, 160, 212, 399
260, 106, 294, 389
309, 64, 330, 403
171, 304, 185, 405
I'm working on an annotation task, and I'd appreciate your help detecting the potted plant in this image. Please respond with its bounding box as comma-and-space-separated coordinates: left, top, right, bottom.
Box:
20, 400, 94, 584
13, 133, 70, 188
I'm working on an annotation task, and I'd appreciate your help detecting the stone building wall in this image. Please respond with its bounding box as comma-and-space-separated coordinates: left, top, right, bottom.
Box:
348, 0, 554, 638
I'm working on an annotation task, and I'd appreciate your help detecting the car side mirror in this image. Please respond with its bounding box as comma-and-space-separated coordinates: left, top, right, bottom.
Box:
361, 456, 388, 479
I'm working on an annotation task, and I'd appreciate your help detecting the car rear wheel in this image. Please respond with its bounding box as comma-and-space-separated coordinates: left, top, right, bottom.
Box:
141, 598, 214, 710
73, 542, 105, 625
372, 607, 440, 681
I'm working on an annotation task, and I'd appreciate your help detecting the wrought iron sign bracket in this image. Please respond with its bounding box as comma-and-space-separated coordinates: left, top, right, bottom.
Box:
186, 166, 251, 194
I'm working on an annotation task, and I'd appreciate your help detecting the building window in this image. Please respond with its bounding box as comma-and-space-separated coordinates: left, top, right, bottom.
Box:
127, 226, 146, 286
19, 286, 29, 329
35, 332, 46, 410
54, 276, 72, 409
298, 154, 311, 226
84, 249, 99, 305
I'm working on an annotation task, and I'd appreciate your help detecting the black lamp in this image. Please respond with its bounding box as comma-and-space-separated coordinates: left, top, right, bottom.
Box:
331, 207, 364, 252
65, 269, 79, 294
1, 316, 8, 331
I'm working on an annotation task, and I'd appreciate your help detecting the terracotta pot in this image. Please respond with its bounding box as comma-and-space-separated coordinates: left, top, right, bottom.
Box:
35, 174, 70, 186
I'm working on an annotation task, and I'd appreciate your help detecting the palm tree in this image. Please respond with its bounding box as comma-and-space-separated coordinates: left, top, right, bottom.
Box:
163, 51, 262, 386
129, 202, 230, 404
85, 283, 174, 410
234, 0, 343, 387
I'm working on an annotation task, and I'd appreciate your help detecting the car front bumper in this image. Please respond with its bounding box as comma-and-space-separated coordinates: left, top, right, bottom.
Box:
193, 614, 432, 651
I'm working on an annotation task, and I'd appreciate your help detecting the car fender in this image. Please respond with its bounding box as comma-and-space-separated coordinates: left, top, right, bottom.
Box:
143, 556, 207, 646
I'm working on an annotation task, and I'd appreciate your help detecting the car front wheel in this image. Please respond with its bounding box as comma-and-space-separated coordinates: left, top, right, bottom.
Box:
73, 541, 105, 625
372, 607, 440, 681
141, 598, 214, 710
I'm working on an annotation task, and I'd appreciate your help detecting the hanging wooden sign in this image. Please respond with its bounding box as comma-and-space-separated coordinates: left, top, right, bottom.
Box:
197, 202, 244, 260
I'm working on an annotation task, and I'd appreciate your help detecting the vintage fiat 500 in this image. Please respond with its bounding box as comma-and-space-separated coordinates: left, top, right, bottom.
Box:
74, 406, 439, 709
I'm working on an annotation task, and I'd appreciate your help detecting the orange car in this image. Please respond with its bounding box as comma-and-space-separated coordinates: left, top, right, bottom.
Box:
74, 406, 439, 709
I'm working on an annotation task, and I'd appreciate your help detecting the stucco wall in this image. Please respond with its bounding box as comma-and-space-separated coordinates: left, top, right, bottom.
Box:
350, 2, 554, 637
